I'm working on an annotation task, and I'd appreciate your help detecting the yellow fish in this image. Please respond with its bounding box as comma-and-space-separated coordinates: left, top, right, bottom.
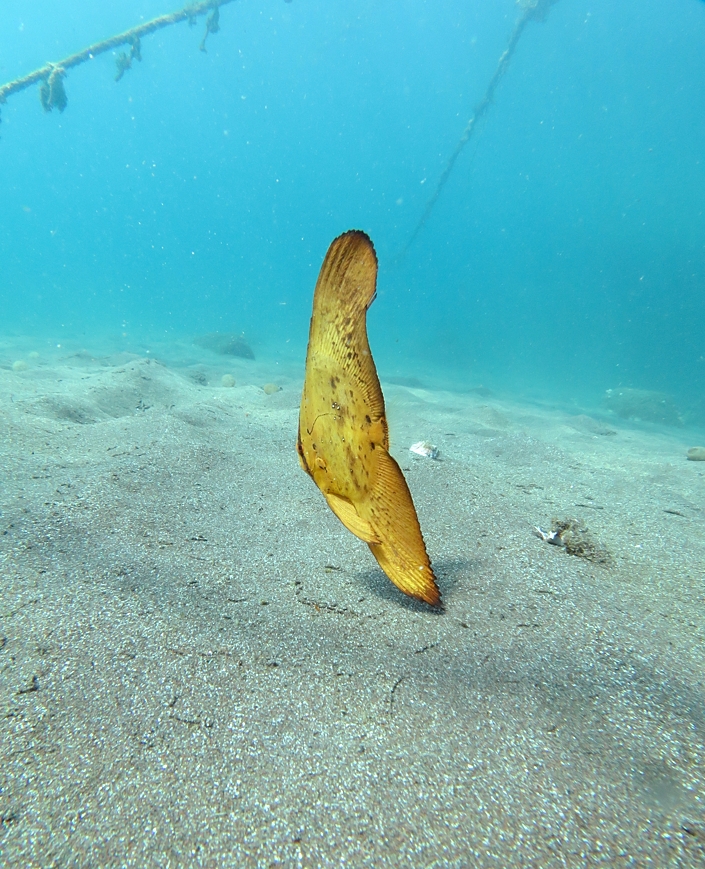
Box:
297, 230, 441, 607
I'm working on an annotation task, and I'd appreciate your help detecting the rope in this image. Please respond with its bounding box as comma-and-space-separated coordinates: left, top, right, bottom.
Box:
0, 0, 236, 125
403, 0, 560, 254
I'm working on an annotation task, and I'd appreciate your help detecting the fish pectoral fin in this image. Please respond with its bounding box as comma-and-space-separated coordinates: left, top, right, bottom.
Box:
324, 492, 381, 544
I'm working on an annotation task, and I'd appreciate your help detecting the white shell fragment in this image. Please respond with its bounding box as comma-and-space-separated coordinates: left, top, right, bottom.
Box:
533, 526, 565, 546
409, 441, 440, 460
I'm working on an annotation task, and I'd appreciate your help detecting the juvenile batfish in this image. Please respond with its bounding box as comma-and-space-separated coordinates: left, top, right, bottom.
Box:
297, 230, 441, 607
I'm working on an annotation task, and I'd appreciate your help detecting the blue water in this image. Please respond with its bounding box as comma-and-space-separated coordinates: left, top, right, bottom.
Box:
1, 0, 704, 419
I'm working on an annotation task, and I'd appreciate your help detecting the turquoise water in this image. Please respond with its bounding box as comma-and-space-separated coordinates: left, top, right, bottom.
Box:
1, 0, 704, 419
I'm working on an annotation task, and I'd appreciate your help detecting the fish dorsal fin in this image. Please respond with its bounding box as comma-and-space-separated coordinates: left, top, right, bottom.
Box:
306, 230, 385, 423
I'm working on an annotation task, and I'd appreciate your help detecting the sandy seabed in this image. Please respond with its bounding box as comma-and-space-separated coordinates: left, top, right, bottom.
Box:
1, 336, 704, 868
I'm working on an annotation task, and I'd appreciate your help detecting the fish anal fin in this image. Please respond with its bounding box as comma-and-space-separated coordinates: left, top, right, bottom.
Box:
365, 449, 441, 607
324, 492, 381, 544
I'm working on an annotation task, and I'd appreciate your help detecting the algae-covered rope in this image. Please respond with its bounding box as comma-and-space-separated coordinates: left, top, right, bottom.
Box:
403, 0, 560, 253
0, 0, 236, 125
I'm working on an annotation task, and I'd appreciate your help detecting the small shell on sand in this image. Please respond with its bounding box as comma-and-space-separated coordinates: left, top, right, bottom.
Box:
221, 374, 236, 388
12, 360, 28, 372
263, 383, 281, 395
409, 441, 440, 459
686, 447, 705, 461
